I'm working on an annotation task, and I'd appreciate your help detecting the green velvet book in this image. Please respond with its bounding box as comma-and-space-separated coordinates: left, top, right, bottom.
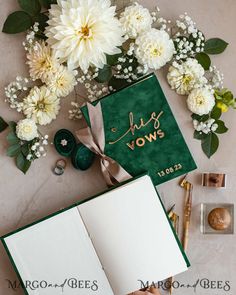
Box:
82, 73, 197, 185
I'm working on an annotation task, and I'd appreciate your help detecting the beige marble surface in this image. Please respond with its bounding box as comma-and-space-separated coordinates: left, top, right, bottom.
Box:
0, 0, 236, 294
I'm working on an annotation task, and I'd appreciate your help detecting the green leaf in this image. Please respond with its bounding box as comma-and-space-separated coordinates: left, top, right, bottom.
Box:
34, 13, 49, 33
39, 0, 57, 8
2, 11, 32, 34
8, 121, 17, 132
191, 113, 209, 122
201, 133, 219, 158
195, 52, 211, 70
7, 143, 21, 157
16, 152, 31, 174
7, 132, 20, 145
215, 120, 228, 134
21, 143, 30, 157
204, 38, 228, 55
222, 91, 234, 106
95, 65, 112, 83
106, 51, 124, 66
0, 117, 8, 132
194, 130, 207, 140
211, 106, 222, 119
18, 0, 41, 16
108, 76, 130, 91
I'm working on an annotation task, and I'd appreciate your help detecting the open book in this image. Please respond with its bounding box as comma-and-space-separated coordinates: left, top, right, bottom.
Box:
1, 175, 189, 295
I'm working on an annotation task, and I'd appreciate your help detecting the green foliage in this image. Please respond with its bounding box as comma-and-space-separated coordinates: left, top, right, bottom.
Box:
215, 120, 228, 134
201, 132, 219, 158
204, 38, 228, 54
21, 143, 31, 157
193, 131, 207, 140
16, 152, 31, 174
108, 76, 131, 91
39, 0, 57, 8
34, 13, 49, 38
8, 121, 17, 132
2, 0, 50, 36
0, 117, 8, 132
18, 0, 41, 16
191, 113, 209, 122
210, 106, 222, 120
214, 88, 236, 109
95, 65, 112, 83
195, 52, 211, 70
192, 106, 229, 158
106, 51, 124, 66
6, 122, 32, 174
2, 11, 32, 34
7, 132, 20, 145
7, 143, 21, 157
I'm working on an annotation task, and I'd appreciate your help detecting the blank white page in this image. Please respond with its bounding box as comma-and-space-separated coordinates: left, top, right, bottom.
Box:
4, 207, 113, 295
79, 175, 188, 295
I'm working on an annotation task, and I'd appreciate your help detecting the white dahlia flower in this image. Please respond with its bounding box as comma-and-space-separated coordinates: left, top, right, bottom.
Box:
23, 86, 60, 125
167, 59, 207, 95
135, 29, 175, 70
16, 119, 38, 141
187, 88, 215, 115
27, 41, 59, 83
119, 3, 153, 39
45, 0, 123, 72
46, 66, 77, 97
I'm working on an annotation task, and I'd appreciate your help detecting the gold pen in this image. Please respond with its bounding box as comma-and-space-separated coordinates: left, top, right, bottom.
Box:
179, 175, 193, 252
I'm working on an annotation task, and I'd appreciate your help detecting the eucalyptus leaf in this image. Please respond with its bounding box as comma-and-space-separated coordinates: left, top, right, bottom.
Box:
195, 52, 211, 70
18, 0, 41, 16
0, 117, 8, 132
204, 38, 228, 55
215, 120, 228, 134
2, 11, 32, 34
7, 144, 21, 157
95, 65, 112, 83
201, 132, 219, 158
7, 132, 20, 145
16, 152, 31, 174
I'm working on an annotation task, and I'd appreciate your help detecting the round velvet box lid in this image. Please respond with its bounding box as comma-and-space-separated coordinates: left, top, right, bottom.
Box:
71, 143, 95, 170
54, 129, 77, 157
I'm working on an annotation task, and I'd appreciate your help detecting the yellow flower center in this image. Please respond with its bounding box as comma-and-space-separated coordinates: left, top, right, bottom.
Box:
136, 14, 143, 21
196, 95, 205, 106
182, 74, 192, 85
37, 102, 46, 111
150, 46, 163, 57
78, 25, 92, 39
56, 77, 65, 87
23, 126, 32, 134
40, 57, 53, 71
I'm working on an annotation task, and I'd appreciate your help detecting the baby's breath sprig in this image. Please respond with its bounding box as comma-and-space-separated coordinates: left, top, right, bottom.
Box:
23, 22, 40, 51
4, 76, 31, 112
172, 13, 205, 62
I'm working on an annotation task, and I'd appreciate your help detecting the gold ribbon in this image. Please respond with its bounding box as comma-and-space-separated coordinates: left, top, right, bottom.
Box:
76, 102, 132, 186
